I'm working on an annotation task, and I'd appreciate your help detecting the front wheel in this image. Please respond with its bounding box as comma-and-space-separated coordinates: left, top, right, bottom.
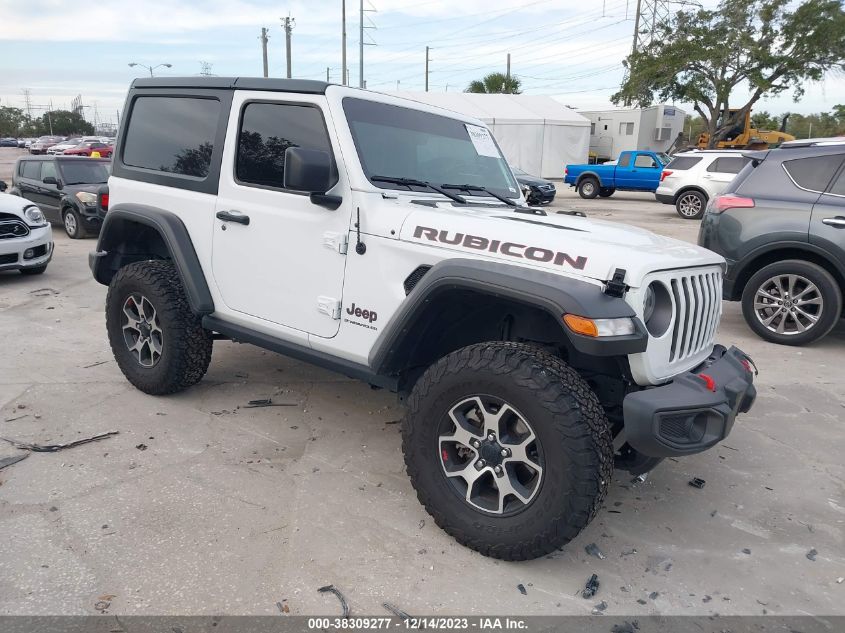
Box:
106, 260, 213, 394
402, 342, 613, 561
62, 208, 86, 239
578, 178, 600, 199
741, 260, 842, 346
675, 190, 706, 219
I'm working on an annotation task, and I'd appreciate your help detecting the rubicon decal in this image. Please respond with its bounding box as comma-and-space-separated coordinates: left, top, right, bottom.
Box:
413, 226, 587, 270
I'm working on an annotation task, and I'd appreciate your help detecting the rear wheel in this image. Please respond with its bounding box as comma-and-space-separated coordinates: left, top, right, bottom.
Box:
403, 342, 613, 560
741, 260, 842, 346
598, 187, 615, 198
578, 178, 600, 199
675, 190, 706, 219
106, 260, 213, 394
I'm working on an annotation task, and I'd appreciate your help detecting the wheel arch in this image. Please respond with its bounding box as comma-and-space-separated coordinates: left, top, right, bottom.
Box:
90, 204, 214, 315
576, 172, 603, 187
369, 259, 646, 391
732, 244, 845, 302
673, 185, 708, 204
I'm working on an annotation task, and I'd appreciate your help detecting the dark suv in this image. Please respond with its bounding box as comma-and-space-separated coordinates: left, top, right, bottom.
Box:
10, 156, 110, 239
699, 138, 845, 345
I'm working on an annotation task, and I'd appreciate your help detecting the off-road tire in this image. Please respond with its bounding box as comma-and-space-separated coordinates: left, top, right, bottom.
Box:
20, 264, 47, 275
598, 187, 615, 198
402, 342, 613, 561
741, 260, 842, 346
106, 260, 213, 395
578, 178, 600, 199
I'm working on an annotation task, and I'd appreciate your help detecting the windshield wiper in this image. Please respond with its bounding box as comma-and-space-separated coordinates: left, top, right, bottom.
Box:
441, 183, 517, 207
371, 176, 466, 204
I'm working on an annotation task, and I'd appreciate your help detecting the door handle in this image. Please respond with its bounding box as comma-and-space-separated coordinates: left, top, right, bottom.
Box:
216, 210, 250, 225
822, 217, 845, 228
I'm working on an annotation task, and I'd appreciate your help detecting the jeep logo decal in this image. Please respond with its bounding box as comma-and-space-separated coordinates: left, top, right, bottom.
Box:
413, 226, 587, 270
346, 303, 378, 323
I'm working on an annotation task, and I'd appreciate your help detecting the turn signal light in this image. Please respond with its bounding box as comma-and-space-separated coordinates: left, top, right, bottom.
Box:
563, 314, 636, 338
563, 314, 599, 337
712, 194, 754, 214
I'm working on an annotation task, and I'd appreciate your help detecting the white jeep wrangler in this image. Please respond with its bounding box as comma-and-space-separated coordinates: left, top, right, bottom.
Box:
90, 77, 757, 561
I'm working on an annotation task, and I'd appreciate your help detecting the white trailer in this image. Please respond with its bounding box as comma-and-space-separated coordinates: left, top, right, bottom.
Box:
579, 105, 686, 162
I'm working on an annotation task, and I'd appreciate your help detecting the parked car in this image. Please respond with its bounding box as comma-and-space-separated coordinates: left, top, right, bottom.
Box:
89, 77, 756, 560
564, 150, 670, 199
47, 138, 82, 154
29, 136, 64, 154
656, 150, 752, 219
9, 155, 110, 238
62, 140, 114, 158
0, 192, 53, 275
699, 137, 845, 346
0, 137, 19, 147
511, 166, 556, 205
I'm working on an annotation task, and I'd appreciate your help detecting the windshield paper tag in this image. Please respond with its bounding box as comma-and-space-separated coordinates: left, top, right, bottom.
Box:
465, 124, 500, 158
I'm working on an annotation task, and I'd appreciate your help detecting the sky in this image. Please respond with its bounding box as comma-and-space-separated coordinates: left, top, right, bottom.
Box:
0, 0, 843, 129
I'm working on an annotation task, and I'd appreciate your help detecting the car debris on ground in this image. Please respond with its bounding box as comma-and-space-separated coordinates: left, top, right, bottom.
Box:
585, 543, 606, 560
318, 584, 350, 618
688, 477, 706, 489
0, 431, 119, 452
0, 453, 29, 470
806, 548, 818, 561
517, 583, 527, 595
582, 574, 600, 598
244, 398, 297, 408
382, 602, 411, 621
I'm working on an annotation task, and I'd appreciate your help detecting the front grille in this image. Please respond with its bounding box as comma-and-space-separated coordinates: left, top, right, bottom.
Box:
0, 252, 18, 265
0, 219, 30, 240
668, 270, 721, 363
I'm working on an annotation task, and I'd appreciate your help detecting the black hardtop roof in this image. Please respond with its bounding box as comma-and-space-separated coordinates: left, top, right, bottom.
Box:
131, 76, 331, 94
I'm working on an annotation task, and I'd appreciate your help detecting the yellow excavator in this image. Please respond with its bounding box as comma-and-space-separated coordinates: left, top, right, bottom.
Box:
696, 109, 794, 150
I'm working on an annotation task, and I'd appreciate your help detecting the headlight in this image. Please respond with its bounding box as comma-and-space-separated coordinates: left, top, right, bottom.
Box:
643, 285, 656, 322
643, 282, 672, 337
23, 205, 45, 225
75, 191, 98, 206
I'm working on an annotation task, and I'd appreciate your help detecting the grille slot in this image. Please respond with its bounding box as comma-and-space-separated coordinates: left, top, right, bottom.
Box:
403, 265, 432, 295
0, 219, 30, 240
668, 270, 721, 364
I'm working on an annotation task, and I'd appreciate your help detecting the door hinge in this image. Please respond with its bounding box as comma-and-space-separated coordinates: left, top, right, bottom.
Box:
323, 231, 348, 255
317, 296, 342, 319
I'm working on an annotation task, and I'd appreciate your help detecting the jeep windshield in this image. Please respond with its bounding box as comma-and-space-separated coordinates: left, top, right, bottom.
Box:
58, 160, 110, 185
343, 97, 520, 202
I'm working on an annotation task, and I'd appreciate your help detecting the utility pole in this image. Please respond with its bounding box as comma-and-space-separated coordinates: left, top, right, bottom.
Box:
342, 0, 347, 85
359, 0, 364, 88
425, 46, 430, 92
260, 27, 269, 77
22, 89, 32, 119
327, 67, 330, 82
396, 79, 400, 91
283, 17, 295, 79
506, 53, 511, 93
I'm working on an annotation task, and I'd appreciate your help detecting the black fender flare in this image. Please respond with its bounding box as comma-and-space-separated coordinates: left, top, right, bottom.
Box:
369, 259, 646, 374
731, 240, 845, 296
89, 204, 214, 315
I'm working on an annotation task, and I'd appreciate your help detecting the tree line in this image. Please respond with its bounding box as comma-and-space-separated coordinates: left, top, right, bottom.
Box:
0, 105, 95, 137
683, 106, 845, 142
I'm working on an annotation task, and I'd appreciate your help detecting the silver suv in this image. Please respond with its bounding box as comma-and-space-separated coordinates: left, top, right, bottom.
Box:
656, 150, 752, 219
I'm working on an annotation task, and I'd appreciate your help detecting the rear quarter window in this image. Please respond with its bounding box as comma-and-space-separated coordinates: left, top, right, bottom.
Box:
707, 156, 750, 174
122, 96, 221, 178
665, 156, 702, 170
783, 154, 845, 193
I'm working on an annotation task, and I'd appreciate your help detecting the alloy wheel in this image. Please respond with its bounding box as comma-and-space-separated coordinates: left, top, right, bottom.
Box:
64, 212, 77, 237
122, 293, 164, 367
677, 193, 702, 217
753, 274, 823, 335
438, 396, 543, 515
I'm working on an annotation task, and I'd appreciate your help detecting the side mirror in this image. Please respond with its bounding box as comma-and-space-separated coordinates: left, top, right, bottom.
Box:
0, 180, 7, 192
284, 147, 332, 193
43, 176, 60, 187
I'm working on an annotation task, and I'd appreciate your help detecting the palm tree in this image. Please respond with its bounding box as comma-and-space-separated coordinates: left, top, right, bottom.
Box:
466, 72, 522, 94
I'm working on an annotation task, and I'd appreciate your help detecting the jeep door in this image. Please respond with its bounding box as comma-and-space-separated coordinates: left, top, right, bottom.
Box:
212, 93, 351, 338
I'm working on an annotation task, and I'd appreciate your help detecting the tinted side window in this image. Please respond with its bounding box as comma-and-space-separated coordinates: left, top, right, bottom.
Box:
617, 153, 631, 168
122, 97, 220, 178
783, 154, 845, 192
634, 154, 657, 168
666, 156, 702, 170
21, 161, 40, 179
827, 167, 845, 196
707, 156, 749, 174
41, 162, 57, 180
236, 102, 333, 189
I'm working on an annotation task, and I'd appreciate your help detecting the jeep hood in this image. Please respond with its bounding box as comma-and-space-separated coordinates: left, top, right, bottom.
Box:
398, 202, 723, 288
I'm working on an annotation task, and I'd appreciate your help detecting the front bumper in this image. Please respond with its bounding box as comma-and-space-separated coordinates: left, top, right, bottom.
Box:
0, 224, 53, 271
622, 344, 756, 457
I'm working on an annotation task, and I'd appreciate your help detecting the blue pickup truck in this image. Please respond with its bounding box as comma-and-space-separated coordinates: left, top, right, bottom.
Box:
564, 150, 671, 199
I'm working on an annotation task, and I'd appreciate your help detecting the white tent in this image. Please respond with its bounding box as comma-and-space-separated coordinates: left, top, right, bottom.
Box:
389, 92, 591, 179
